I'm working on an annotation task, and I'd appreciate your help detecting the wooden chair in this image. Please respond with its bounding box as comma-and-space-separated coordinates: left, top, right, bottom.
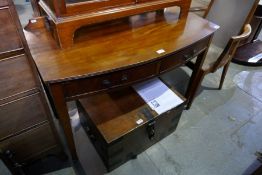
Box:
190, 0, 215, 18
184, 0, 258, 109
185, 24, 252, 109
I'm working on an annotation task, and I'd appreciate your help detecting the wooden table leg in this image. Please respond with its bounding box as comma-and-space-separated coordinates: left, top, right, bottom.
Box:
185, 35, 213, 109
185, 51, 207, 109
49, 84, 78, 160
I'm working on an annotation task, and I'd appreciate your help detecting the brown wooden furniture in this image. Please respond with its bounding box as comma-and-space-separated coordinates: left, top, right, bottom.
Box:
184, 0, 258, 109
77, 84, 186, 171
24, 10, 218, 160
186, 24, 252, 108
190, 0, 215, 18
232, 0, 262, 66
0, 0, 62, 165
34, 0, 192, 48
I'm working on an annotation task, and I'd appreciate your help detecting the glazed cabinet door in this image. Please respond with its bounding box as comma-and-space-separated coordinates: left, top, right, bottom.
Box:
65, 0, 136, 15
66, 0, 134, 6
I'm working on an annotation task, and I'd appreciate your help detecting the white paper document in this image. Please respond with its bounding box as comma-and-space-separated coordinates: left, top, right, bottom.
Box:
133, 78, 184, 115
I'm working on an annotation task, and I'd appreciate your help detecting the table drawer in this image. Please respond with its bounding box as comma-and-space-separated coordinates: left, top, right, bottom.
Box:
63, 62, 158, 98
0, 54, 37, 101
0, 123, 57, 163
160, 37, 209, 73
0, 93, 48, 140
0, 7, 23, 56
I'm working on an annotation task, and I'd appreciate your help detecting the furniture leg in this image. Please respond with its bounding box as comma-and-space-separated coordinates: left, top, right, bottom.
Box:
30, 0, 41, 17
179, 3, 190, 19
203, 0, 215, 18
185, 51, 207, 109
49, 84, 78, 160
186, 70, 205, 109
55, 26, 75, 49
156, 9, 164, 15
218, 62, 230, 90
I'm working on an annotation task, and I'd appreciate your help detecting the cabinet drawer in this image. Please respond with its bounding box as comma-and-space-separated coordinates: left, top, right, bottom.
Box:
0, 0, 8, 7
63, 62, 158, 98
0, 7, 23, 56
0, 123, 57, 162
0, 93, 48, 140
0, 55, 37, 101
160, 38, 209, 73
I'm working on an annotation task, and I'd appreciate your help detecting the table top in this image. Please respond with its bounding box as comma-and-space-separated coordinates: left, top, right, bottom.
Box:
24, 10, 219, 83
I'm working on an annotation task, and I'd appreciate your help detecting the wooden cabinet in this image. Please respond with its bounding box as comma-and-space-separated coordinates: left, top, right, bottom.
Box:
0, 0, 61, 164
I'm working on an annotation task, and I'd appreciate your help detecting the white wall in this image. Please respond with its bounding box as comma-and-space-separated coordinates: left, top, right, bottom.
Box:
206, 0, 256, 48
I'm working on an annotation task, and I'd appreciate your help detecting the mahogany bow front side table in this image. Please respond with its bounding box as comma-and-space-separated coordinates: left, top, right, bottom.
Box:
24, 11, 218, 160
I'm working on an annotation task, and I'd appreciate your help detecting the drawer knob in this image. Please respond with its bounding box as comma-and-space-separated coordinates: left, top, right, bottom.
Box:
184, 49, 198, 62
184, 54, 192, 61
102, 79, 112, 87
121, 74, 128, 81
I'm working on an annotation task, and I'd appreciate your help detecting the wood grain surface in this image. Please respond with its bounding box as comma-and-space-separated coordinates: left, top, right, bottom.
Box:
25, 12, 218, 83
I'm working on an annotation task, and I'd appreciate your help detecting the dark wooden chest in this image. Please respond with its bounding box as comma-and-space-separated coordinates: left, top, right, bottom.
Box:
77, 85, 185, 171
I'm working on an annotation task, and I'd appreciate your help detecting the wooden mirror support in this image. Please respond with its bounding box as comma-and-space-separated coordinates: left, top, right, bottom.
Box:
29, 0, 192, 49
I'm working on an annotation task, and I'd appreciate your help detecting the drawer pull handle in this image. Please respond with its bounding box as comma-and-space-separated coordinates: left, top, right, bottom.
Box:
121, 74, 128, 81
141, 108, 156, 140
102, 79, 112, 87
184, 49, 198, 62
147, 120, 156, 140
184, 54, 193, 61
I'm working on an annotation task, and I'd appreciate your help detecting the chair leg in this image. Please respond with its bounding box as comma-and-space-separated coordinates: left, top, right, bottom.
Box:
186, 71, 206, 110
219, 62, 230, 90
